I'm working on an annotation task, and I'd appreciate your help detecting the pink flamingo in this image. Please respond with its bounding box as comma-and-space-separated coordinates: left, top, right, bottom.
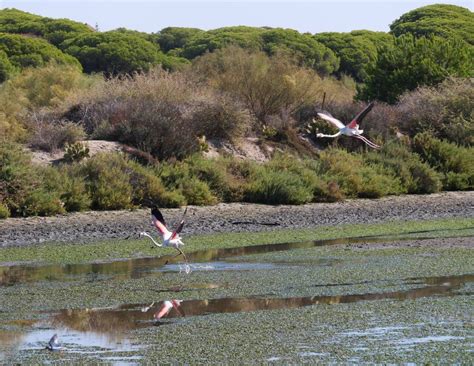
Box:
140, 207, 188, 262
314, 102, 380, 149
154, 300, 184, 320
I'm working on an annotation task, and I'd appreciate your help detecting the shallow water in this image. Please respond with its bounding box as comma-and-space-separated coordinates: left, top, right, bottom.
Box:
0, 230, 473, 364
1, 273, 471, 360
1, 229, 471, 286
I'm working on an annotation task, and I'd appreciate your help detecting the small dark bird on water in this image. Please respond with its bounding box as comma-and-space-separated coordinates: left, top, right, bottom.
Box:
45, 334, 60, 351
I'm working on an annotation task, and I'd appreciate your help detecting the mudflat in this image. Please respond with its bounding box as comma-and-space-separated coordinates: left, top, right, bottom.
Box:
1, 191, 473, 247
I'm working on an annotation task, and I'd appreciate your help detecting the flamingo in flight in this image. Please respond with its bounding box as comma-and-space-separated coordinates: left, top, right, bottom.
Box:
140, 206, 188, 262
314, 102, 380, 149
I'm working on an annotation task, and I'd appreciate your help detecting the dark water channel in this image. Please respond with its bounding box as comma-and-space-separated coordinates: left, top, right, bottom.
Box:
1, 273, 471, 357
1, 230, 470, 286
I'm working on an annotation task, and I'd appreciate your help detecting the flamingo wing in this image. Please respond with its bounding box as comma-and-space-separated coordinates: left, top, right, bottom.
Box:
171, 207, 188, 239
151, 207, 170, 237
347, 102, 374, 129
317, 112, 345, 129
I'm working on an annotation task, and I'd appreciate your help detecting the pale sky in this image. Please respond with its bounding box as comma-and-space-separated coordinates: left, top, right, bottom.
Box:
1, 1, 472, 34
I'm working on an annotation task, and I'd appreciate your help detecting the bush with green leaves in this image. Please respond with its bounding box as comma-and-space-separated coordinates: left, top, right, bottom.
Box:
357, 34, 473, 104
0, 142, 38, 215
365, 141, 442, 194
20, 189, 65, 216
157, 160, 217, 206
0, 62, 94, 143
319, 149, 404, 198
79, 153, 133, 210
412, 132, 473, 190
0, 202, 10, 219
0, 48, 16, 81
79, 153, 184, 210
63, 141, 90, 163
244, 166, 313, 205
126, 159, 185, 208
48, 166, 91, 212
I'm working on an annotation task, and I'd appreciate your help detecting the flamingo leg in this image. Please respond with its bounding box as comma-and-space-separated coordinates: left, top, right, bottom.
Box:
175, 247, 188, 263
354, 135, 380, 149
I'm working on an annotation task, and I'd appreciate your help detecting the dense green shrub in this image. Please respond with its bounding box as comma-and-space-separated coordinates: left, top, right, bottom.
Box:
39, 165, 91, 212
21, 189, 65, 216
365, 142, 442, 194
157, 160, 217, 205
0, 142, 38, 215
0, 48, 16, 81
80, 153, 133, 210
244, 167, 313, 205
0, 202, 10, 218
413, 132, 473, 190
358, 34, 473, 103
319, 149, 403, 198
79, 153, 185, 210
126, 160, 185, 208
185, 156, 236, 202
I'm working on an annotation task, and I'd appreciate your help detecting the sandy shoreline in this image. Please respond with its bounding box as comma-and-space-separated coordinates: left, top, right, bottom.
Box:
0, 191, 473, 248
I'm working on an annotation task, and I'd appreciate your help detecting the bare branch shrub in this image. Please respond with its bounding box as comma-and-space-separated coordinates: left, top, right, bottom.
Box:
193, 46, 355, 124
27, 111, 85, 152
397, 78, 473, 145
64, 67, 252, 159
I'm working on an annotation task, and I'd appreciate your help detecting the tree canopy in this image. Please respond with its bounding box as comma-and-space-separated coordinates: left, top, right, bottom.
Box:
261, 28, 338, 75
357, 34, 474, 104
179, 26, 338, 74
390, 4, 474, 46
60, 31, 167, 75
0, 33, 81, 82
314, 30, 393, 82
0, 8, 93, 46
156, 27, 205, 53
180, 26, 265, 59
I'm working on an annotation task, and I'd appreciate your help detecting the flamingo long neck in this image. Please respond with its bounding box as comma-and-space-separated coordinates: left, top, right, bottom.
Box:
141, 232, 162, 247
319, 131, 341, 138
